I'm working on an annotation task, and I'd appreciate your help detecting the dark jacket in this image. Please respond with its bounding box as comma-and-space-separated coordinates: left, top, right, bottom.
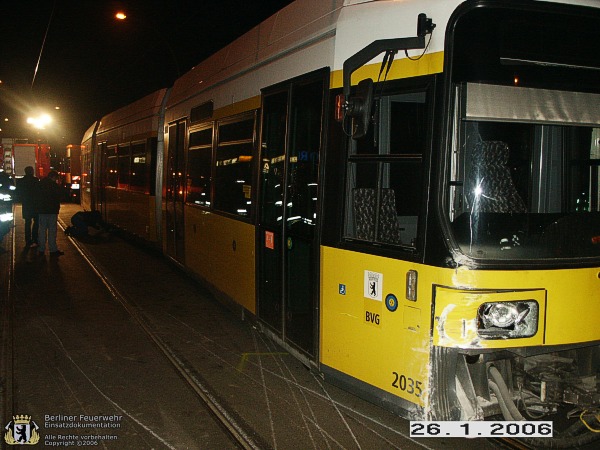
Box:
36, 176, 62, 214
18, 173, 39, 219
0, 171, 12, 193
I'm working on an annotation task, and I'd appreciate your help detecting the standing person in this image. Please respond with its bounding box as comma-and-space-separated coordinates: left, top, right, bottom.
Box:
36, 170, 64, 256
0, 169, 15, 246
18, 166, 39, 248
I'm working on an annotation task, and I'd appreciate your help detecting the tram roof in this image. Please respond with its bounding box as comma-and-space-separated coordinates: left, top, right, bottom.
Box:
164, 0, 458, 115
81, 121, 98, 145
96, 89, 168, 138
165, 0, 600, 119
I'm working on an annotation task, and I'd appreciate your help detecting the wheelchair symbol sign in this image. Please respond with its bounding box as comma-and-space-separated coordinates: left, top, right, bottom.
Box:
339, 284, 346, 295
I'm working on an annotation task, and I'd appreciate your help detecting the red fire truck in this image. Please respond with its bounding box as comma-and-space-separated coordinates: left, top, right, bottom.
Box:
12, 143, 51, 179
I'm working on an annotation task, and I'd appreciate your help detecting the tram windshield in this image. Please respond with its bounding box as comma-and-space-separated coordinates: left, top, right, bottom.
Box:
448, 83, 600, 261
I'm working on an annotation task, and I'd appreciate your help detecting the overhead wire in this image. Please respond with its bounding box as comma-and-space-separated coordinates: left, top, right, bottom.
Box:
32, 0, 57, 89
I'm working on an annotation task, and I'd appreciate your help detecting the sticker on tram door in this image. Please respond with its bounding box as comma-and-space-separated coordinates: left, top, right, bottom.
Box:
265, 231, 274, 250
364, 296, 382, 327
4, 415, 40, 445
364, 270, 383, 301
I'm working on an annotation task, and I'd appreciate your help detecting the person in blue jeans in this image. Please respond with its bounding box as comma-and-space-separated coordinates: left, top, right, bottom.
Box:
18, 166, 39, 248
36, 170, 64, 256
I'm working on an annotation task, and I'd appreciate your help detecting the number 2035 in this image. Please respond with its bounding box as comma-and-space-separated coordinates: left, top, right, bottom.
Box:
391, 372, 422, 398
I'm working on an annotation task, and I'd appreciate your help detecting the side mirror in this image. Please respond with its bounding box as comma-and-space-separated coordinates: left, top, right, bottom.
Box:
346, 78, 373, 139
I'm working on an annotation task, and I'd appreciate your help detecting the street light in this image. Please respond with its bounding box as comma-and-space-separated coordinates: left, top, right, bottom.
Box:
27, 113, 52, 130
113, 10, 180, 76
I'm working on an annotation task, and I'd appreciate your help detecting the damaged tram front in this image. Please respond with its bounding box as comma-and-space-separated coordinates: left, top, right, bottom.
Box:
323, 0, 599, 446
439, 0, 600, 442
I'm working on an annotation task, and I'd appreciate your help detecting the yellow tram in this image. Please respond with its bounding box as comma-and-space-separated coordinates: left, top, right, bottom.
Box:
81, 0, 600, 443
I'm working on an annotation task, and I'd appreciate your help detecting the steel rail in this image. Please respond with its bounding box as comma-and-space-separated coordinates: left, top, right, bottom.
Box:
0, 224, 15, 441
59, 219, 265, 450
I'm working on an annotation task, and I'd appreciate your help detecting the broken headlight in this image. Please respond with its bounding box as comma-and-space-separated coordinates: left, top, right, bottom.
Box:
477, 300, 538, 339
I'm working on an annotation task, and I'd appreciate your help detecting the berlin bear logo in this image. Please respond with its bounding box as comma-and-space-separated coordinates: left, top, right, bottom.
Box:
4, 415, 40, 445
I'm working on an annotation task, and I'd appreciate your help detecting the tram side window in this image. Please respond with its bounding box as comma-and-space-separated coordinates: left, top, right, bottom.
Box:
344, 90, 428, 248
148, 137, 157, 196
569, 128, 600, 212
106, 146, 118, 188
117, 144, 130, 189
260, 91, 288, 227
187, 126, 213, 207
82, 150, 91, 193
286, 80, 323, 235
214, 116, 255, 217
130, 142, 148, 193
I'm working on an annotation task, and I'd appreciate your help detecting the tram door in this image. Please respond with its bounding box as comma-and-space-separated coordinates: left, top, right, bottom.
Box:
97, 142, 107, 218
165, 121, 186, 263
258, 74, 325, 356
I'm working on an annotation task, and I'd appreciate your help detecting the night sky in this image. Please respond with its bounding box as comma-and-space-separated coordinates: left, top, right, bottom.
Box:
0, 0, 293, 150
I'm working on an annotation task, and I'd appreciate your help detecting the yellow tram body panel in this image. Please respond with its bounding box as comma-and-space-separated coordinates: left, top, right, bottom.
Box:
103, 188, 159, 242
320, 246, 432, 407
329, 51, 444, 90
184, 206, 256, 314
321, 246, 600, 406
543, 268, 600, 345
434, 267, 600, 347
433, 286, 546, 348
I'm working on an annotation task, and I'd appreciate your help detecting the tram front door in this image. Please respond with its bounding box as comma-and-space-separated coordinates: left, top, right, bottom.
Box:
165, 121, 186, 264
258, 73, 325, 357
97, 142, 107, 219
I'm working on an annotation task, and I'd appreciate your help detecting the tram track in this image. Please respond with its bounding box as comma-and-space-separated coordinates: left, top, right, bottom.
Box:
5, 213, 594, 450
59, 219, 266, 450
0, 226, 15, 447
494, 437, 536, 450
58, 215, 582, 450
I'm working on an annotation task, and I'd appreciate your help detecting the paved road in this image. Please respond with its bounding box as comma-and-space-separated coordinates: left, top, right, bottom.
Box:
1, 203, 501, 450
4, 205, 237, 449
